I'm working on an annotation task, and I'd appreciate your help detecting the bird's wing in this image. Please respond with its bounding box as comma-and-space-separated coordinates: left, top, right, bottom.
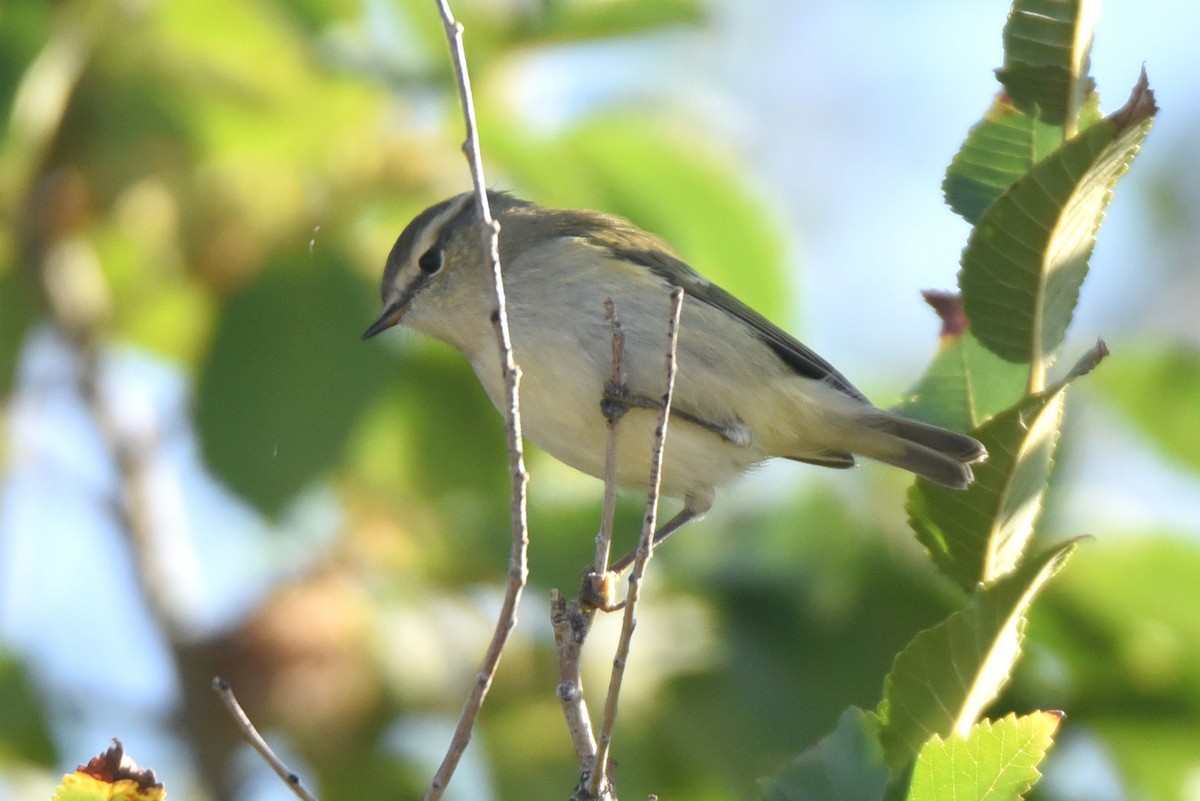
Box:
527, 205, 870, 402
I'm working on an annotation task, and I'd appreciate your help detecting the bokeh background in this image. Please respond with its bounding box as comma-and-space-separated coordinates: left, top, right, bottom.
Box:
2, 1, 1199, 800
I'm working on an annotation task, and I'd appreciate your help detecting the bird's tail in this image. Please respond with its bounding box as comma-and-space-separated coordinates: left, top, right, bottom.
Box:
843, 410, 987, 489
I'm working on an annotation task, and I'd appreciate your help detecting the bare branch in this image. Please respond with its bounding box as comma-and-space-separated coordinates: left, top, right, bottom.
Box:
212, 678, 320, 801
589, 288, 685, 799
425, 3, 530, 800
551, 591, 600, 766
551, 298, 631, 790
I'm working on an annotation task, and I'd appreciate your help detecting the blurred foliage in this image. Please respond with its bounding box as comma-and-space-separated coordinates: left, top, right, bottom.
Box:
0, 651, 56, 767
1090, 344, 1200, 472
0, 1, 1195, 801
195, 251, 391, 515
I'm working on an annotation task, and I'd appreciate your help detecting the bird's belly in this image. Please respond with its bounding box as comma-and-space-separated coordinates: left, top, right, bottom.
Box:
511, 368, 763, 507
464, 293, 769, 507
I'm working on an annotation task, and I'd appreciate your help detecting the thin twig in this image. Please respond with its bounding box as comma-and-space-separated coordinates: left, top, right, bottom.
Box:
211, 678, 319, 801
551, 299, 628, 783
589, 288, 685, 799
426, 3, 530, 801
594, 299, 626, 577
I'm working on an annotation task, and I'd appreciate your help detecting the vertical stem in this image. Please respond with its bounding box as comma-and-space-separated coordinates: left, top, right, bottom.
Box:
594, 299, 626, 576
426, 3, 530, 800
589, 289, 685, 799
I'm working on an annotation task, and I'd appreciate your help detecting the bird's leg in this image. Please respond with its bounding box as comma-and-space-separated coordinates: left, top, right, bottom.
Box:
581, 506, 699, 611
600, 380, 657, 421
602, 385, 748, 446
609, 506, 698, 574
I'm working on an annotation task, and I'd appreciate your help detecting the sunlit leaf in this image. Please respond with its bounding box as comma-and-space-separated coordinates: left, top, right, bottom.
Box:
995, 0, 1099, 126
876, 540, 1077, 772
760, 708, 889, 801
906, 712, 1061, 801
908, 391, 1063, 590
958, 71, 1155, 366
907, 342, 1103, 589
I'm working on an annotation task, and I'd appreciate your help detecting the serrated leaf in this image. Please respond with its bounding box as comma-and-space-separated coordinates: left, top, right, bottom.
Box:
959, 71, 1156, 366
908, 342, 1104, 589
944, 97, 1063, 225
945, 87, 1105, 225
906, 712, 1062, 801
943, 88, 1101, 224
876, 541, 1077, 772
908, 391, 1062, 590
195, 257, 390, 517
995, 0, 1100, 126
760, 708, 890, 801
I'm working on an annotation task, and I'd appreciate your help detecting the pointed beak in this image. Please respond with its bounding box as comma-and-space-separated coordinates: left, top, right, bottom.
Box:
362, 300, 407, 340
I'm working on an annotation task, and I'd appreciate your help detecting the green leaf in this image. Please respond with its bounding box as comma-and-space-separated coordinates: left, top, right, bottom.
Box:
906, 712, 1062, 801
907, 342, 1104, 589
959, 71, 1156, 365
195, 256, 390, 517
944, 94, 1068, 224
908, 391, 1062, 590
1090, 344, 1200, 473
944, 84, 1105, 225
995, 0, 1099, 126
876, 540, 1077, 772
760, 708, 890, 801
895, 326, 1028, 434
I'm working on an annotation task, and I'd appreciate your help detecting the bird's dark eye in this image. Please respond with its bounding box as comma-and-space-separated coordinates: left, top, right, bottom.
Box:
418, 246, 443, 274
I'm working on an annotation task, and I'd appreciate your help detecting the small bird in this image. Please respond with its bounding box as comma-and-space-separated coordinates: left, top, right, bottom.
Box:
364, 192, 985, 554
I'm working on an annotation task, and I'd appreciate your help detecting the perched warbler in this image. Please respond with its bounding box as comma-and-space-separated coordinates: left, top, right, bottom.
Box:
364, 192, 985, 550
